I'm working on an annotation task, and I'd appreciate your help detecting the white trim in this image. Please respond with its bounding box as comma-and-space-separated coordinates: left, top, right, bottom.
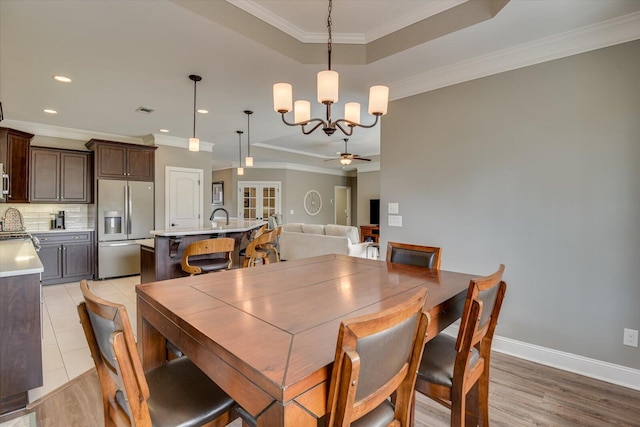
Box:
390, 11, 640, 100
0, 120, 144, 144
443, 325, 640, 391
253, 142, 334, 159
152, 133, 214, 152
227, 0, 465, 44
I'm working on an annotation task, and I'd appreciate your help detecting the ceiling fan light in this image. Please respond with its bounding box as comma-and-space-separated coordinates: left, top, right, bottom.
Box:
340, 157, 352, 166
188, 137, 199, 152
273, 83, 293, 113
368, 85, 389, 115
345, 102, 361, 125
317, 70, 338, 104
245, 156, 254, 167
294, 100, 311, 124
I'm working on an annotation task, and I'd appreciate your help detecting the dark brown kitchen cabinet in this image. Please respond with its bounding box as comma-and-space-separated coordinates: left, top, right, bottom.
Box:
30, 147, 92, 203
0, 272, 42, 415
0, 127, 33, 203
34, 232, 94, 285
85, 139, 156, 181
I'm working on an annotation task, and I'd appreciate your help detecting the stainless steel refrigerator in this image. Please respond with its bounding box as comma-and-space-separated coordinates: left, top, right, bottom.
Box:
97, 179, 154, 279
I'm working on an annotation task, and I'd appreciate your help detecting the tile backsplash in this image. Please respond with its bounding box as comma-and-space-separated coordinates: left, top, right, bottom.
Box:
1, 204, 95, 232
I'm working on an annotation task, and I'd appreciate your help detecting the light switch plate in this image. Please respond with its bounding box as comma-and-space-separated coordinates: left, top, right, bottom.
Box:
388, 215, 402, 227
388, 202, 399, 214
290, 210, 294, 215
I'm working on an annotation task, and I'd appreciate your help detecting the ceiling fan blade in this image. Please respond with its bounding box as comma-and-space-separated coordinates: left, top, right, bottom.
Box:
352, 156, 371, 162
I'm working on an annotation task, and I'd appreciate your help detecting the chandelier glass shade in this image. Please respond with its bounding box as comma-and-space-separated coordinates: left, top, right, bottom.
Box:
188, 74, 201, 151
272, 0, 388, 137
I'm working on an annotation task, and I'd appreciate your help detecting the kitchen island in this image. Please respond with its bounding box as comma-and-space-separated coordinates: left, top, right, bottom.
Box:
0, 239, 44, 414
144, 219, 266, 282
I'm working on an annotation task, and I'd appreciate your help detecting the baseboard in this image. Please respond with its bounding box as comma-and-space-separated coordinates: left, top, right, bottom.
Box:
443, 326, 640, 391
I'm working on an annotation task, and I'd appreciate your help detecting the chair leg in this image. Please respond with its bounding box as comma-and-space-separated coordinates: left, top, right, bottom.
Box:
477, 371, 491, 427
465, 383, 480, 427
451, 386, 465, 427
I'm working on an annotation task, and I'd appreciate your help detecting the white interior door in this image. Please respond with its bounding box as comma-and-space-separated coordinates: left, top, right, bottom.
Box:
238, 181, 281, 220
166, 166, 203, 229
334, 186, 351, 225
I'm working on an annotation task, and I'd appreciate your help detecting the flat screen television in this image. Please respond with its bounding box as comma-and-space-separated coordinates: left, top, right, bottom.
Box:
369, 199, 380, 225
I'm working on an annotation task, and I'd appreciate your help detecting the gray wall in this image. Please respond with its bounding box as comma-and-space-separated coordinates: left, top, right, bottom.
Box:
380, 40, 640, 369
214, 167, 351, 225
356, 171, 380, 226
155, 145, 213, 228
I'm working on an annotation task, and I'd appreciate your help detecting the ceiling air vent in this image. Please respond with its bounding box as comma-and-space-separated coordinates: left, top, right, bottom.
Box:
135, 106, 155, 114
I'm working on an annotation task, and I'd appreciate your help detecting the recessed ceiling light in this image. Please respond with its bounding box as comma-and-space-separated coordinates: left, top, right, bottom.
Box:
53, 75, 71, 83
197, 109, 208, 114
44, 109, 57, 114
159, 129, 169, 133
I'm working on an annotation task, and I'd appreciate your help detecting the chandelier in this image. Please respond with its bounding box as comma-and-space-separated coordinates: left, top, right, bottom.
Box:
272, 0, 388, 137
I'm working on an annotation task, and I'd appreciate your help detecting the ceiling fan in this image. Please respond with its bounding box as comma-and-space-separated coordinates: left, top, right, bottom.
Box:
324, 139, 371, 166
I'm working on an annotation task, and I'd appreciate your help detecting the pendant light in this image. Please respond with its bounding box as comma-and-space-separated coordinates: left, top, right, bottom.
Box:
244, 110, 254, 167
188, 74, 201, 151
236, 130, 244, 176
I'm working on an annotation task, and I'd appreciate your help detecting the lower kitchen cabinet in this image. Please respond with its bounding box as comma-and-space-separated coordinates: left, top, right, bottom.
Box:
34, 232, 94, 285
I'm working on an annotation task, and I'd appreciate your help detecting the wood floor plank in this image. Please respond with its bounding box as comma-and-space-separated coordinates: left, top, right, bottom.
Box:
2, 352, 638, 427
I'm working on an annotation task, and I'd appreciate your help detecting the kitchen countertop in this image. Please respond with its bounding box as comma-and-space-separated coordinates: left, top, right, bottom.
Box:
30, 228, 95, 234
135, 239, 155, 248
0, 238, 44, 277
151, 219, 266, 237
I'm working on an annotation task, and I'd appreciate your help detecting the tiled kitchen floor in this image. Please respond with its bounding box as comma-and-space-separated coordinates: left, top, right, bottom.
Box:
29, 276, 140, 402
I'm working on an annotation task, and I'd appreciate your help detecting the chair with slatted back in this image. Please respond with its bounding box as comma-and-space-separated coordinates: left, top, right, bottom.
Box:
242, 228, 279, 267
413, 265, 507, 427
181, 237, 235, 276
77, 280, 237, 427
326, 288, 430, 426
239, 224, 268, 266
386, 242, 442, 269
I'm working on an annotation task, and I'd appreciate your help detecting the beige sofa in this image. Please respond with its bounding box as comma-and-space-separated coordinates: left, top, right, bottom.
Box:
279, 223, 369, 260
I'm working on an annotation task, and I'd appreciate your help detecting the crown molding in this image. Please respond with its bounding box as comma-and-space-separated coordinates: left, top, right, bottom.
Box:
252, 142, 335, 159
353, 161, 380, 173
227, 0, 465, 45
0, 120, 144, 144
215, 161, 347, 176
151, 133, 214, 152
390, 11, 640, 100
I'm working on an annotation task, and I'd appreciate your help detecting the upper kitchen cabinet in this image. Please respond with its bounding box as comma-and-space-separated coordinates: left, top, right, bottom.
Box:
0, 127, 33, 203
30, 147, 92, 203
86, 139, 157, 181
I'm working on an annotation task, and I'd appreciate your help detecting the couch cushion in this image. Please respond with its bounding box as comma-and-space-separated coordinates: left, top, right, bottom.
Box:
325, 224, 359, 244
282, 223, 304, 233
302, 224, 326, 235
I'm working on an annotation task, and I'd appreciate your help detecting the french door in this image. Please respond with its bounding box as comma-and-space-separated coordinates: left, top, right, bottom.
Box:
237, 181, 281, 220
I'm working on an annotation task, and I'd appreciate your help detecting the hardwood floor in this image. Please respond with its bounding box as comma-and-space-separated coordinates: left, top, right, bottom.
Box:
1, 352, 638, 427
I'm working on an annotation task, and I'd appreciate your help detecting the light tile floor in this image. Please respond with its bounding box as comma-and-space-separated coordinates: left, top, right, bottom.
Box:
28, 276, 140, 402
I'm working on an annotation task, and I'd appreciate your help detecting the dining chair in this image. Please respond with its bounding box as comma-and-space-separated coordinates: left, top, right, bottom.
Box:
239, 224, 267, 266
77, 280, 237, 427
326, 288, 430, 426
181, 237, 235, 276
242, 228, 280, 267
386, 242, 442, 269
413, 265, 507, 427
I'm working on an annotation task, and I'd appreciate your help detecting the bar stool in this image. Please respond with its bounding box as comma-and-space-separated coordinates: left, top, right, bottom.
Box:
243, 229, 279, 267
181, 238, 235, 276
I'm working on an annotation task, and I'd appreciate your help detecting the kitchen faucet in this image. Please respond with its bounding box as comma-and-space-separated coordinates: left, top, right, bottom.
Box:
210, 207, 229, 225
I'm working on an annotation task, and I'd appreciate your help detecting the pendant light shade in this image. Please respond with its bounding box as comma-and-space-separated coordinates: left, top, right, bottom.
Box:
244, 110, 254, 167
188, 74, 202, 152
237, 130, 244, 176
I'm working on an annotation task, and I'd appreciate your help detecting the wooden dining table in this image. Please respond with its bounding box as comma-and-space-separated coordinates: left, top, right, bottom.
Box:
136, 254, 478, 426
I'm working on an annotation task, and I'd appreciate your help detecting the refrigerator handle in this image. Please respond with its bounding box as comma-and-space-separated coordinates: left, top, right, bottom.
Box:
127, 184, 132, 235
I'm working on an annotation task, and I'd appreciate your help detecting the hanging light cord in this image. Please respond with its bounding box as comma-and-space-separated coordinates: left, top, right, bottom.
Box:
327, 0, 332, 70
247, 113, 251, 157
192, 79, 197, 138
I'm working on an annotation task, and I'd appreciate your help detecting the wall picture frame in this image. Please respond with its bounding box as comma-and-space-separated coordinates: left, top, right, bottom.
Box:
212, 181, 224, 205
